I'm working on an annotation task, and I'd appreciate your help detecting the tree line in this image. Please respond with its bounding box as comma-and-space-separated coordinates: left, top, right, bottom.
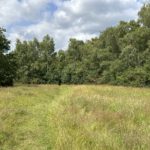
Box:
0, 3, 150, 87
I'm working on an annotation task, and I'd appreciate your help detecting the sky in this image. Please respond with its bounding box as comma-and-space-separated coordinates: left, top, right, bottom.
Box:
0, 0, 146, 50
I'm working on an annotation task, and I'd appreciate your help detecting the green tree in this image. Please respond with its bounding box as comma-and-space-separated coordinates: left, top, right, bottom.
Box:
14, 35, 56, 84
0, 28, 15, 86
138, 3, 150, 27
13, 3, 150, 87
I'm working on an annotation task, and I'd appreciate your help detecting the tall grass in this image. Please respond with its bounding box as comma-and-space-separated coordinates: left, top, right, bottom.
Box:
0, 85, 150, 150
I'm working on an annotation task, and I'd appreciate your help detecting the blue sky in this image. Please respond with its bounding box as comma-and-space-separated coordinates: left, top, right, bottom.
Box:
0, 0, 146, 50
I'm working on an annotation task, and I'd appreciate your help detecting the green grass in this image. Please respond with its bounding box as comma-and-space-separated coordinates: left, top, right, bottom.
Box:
0, 85, 150, 150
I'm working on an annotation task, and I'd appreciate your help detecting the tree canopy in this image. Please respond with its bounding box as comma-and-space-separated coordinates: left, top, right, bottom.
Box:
1, 3, 150, 87
0, 28, 16, 86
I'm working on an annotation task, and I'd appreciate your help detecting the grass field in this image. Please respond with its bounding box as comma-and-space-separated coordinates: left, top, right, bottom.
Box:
0, 85, 150, 150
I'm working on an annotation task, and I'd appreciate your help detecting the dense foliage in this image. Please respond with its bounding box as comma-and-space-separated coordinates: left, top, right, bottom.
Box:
0, 28, 16, 86
14, 36, 55, 84
1, 4, 150, 87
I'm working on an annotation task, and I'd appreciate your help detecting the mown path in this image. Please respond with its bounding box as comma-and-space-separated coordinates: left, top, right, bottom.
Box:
0, 85, 72, 150
0, 85, 150, 150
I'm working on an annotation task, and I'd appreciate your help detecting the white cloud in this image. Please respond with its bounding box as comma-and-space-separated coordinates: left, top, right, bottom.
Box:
0, 0, 144, 50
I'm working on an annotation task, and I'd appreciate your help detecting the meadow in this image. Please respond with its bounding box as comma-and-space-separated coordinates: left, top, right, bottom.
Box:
0, 85, 150, 150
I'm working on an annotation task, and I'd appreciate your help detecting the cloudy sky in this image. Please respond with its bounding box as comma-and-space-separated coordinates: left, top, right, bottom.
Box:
0, 0, 146, 50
